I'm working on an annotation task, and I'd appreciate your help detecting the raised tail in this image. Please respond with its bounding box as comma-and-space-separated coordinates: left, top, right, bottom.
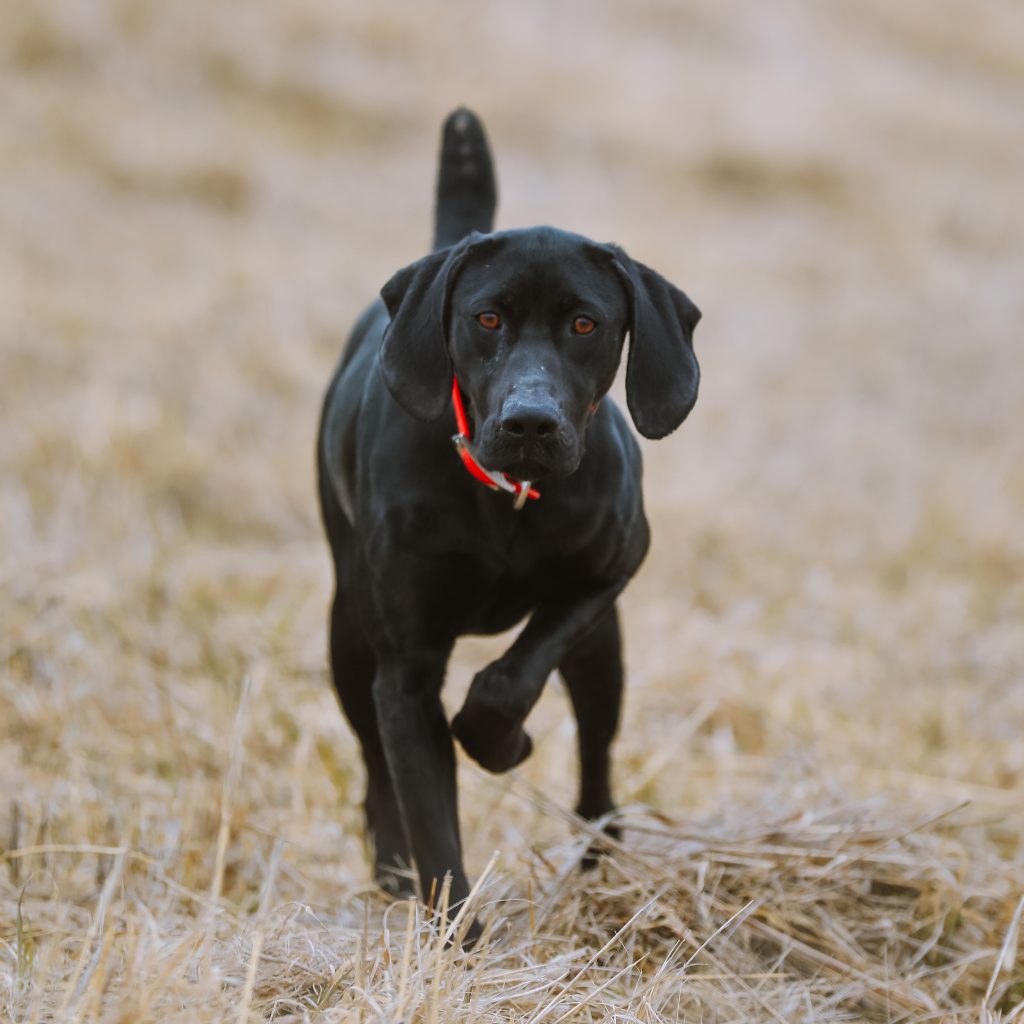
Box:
432, 108, 497, 251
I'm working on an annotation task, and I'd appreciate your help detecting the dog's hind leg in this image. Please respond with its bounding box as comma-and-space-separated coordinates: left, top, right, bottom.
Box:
559, 605, 623, 864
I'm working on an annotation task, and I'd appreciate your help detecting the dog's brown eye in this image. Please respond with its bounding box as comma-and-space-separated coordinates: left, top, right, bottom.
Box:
572, 316, 596, 335
477, 312, 501, 330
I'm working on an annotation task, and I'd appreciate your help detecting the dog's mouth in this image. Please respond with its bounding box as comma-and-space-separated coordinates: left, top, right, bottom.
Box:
499, 457, 558, 481
476, 442, 581, 482
468, 409, 583, 482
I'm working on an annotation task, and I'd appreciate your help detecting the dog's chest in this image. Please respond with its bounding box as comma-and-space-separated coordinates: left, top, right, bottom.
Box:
468, 504, 591, 571
459, 568, 547, 636
454, 527, 586, 635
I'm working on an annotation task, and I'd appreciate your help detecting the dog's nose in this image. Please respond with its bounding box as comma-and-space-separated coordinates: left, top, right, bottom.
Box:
500, 403, 560, 440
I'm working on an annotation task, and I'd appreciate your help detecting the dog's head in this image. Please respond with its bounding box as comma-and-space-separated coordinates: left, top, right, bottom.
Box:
379, 227, 701, 480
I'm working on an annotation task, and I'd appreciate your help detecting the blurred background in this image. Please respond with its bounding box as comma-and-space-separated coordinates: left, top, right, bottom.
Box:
1, 0, 1023, 1015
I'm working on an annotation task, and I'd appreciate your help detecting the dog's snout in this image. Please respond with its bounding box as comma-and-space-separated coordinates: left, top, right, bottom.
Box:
499, 402, 560, 441
479, 389, 580, 477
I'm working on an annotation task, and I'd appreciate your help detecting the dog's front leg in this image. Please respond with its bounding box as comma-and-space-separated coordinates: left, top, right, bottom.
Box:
451, 579, 627, 773
372, 648, 472, 912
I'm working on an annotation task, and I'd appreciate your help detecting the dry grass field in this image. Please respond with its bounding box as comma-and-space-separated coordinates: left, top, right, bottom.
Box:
2, 2, 1023, 1021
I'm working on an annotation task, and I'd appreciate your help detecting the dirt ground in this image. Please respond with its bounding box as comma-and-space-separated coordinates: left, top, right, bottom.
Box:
2, 2, 1023, 1021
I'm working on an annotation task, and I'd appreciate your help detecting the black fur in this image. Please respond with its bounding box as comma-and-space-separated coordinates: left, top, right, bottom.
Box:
317, 109, 701, 939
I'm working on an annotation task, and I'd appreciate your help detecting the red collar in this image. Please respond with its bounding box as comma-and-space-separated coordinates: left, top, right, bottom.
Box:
451, 377, 541, 510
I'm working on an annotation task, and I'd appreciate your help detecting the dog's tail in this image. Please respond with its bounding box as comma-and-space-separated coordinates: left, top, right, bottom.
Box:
433, 108, 497, 251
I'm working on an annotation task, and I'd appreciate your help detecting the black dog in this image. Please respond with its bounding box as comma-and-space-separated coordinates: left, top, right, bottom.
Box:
317, 109, 701, 931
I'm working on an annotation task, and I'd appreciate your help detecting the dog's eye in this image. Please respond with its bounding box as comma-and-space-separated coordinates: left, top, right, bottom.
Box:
477, 312, 501, 330
572, 316, 596, 335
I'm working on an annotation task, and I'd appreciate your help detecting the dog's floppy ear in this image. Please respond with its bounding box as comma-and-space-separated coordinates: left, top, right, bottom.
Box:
612, 254, 702, 440
379, 241, 472, 421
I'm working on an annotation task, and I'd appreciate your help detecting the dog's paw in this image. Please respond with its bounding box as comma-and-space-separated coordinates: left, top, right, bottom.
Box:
375, 865, 417, 899
451, 703, 533, 773
373, 846, 416, 899
579, 819, 621, 871
451, 664, 534, 772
